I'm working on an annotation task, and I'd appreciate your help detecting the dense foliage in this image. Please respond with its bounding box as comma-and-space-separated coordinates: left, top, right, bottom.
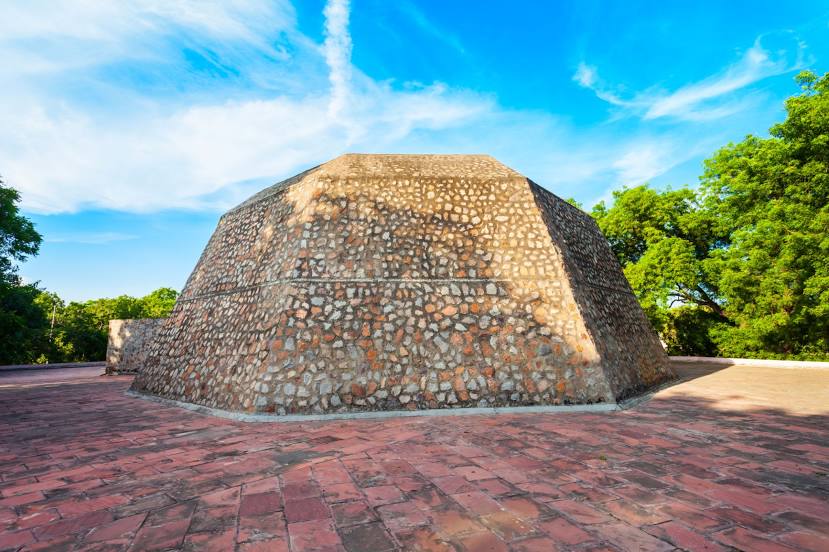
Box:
0, 178, 177, 364
592, 71, 828, 359
1, 285, 178, 365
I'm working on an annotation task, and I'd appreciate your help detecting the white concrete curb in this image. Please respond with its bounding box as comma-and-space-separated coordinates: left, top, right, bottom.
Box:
670, 356, 829, 370
0, 361, 106, 372
126, 389, 620, 423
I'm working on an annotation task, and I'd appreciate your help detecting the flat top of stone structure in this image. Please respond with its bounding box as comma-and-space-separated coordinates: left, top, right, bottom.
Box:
231, 153, 524, 212
323, 153, 522, 177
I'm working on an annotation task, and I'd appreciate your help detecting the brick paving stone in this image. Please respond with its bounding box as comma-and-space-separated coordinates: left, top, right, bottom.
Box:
239, 492, 282, 517
644, 520, 727, 551
592, 522, 675, 552
548, 499, 613, 525
451, 491, 503, 515
238, 538, 290, 552
396, 527, 455, 552
32, 509, 113, 541
713, 526, 798, 552
14, 509, 59, 530
0, 529, 35, 550
182, 527, 236, 552
454, 465, 497, 481
498, 496, 555, 522
601, 499, 672, 526
774, 510, 829, 534
130, 516, 191, 551
0, 367, 827, 552
479, 510, 534, 541
284, 496, 329, 523
237, 510, 287, 543
434, 508, 485, 538
83, 512, 146, 543
288, 518, 341, 552
457, 530, 509, 552
536, 516, 593, 545
364, 485, 404, 507
332, 501, 379, 528
340, 521, 396, 552
510, 536, 565, 551
779, 530, 829, 551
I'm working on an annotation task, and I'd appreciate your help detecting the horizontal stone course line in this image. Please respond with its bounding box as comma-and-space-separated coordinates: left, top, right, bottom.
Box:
126, 389, 619, 422
178, 277, 637, 303
179, 277, 547, 302
581, 280, 636, 296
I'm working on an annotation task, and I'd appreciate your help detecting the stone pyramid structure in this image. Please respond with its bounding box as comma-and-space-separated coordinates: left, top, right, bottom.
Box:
131, 154, 672, 414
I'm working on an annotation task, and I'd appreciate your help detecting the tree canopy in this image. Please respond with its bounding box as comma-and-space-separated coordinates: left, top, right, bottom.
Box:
0, 178, 42, 285
592, 71, 828, 359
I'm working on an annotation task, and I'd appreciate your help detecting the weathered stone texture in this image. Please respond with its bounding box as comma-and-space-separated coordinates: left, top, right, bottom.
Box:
106, 318, 165, 375
131, 154, 673, 413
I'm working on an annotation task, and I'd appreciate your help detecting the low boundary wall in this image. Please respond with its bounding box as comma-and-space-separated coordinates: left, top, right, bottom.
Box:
106, 319, 165, 375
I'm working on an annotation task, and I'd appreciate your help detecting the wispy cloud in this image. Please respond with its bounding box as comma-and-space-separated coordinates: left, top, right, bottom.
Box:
398, 1, 466, 55
575, 35, 806, 121
323, 0, 352, 118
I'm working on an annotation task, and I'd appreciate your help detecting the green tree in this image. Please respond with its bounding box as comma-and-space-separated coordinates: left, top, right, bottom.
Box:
0, 178, 42, 285
699, 70, 828, 357
593, 71, 829, 359
139, 287, 178, 318
0, 178, 48, 364
48, 288, 180, 362
591, 186, 726, 327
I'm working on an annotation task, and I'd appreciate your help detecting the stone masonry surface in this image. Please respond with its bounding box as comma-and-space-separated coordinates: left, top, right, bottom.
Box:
131, 154, 673, 414
107, 319, 166, 375
1, 364, 827, 551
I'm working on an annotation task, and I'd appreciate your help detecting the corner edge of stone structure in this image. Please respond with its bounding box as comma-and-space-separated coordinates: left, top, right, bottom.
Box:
526, 179, 675, 402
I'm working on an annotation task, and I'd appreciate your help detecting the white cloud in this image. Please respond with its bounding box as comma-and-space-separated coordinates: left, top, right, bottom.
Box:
612, 142, 678, 185
573, 63, 597, 88
0, 0, 493, 214
575, 35, 806, 121
572, 62, 630, 107
322, 0, 353, 118
0, 2, 805, 216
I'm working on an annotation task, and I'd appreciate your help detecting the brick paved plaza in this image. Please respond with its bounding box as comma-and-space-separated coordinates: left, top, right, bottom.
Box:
1, 364, 827, 551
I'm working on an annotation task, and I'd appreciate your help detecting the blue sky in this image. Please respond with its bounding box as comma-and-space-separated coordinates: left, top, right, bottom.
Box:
2, 0, 827, 301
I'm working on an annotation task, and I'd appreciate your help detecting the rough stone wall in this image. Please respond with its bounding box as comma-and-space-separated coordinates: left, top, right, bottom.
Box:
132, 154, 670, 414
529, 183, 674, 399
106, 319, 165, 375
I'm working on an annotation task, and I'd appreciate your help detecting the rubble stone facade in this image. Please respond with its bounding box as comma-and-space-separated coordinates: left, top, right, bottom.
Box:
131, 154, 672, 414
107, 318, 165, 375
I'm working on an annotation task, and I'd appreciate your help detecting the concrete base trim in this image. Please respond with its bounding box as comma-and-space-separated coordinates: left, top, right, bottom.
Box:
669, 356, 829, 370
126, 389, 620, 423
0, 361, 106, 372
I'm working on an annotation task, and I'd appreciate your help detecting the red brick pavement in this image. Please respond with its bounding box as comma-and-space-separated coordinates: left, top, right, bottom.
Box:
0, 367, 827, 551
